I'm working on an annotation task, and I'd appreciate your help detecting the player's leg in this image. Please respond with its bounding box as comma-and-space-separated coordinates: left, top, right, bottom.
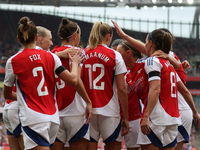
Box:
161, 147, 175, 150
69, 138, 88, 150
87, 142, 98, 150
141, 144, 159, 150
30, 145, 50, 150
105, 140, 121, 150
175, 142, 184, 150
51, 141, 65, 150
7, 135, 22, 150
127, 147, 141, 150
17, 135, 25, 150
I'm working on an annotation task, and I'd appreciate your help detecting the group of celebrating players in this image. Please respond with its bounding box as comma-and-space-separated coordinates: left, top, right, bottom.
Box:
2, 15, 200, 150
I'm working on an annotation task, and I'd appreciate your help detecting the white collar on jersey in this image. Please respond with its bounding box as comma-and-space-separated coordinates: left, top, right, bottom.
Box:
36, 46, 43, 50
64, 45, 79, 49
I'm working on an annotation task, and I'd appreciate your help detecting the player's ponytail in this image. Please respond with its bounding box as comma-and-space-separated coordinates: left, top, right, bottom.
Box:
58, 18, 79, 42
161, 32, 173, 54
159, 28, 175, 51
17, 16, 37, 44
88, 21, 113, 50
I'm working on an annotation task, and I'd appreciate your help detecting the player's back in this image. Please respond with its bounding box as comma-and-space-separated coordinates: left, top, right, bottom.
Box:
11, 48, 56, 115
158, 58, 179, 118
82, 45, 117, 108
144, 56, 180, 125
51, 46, 76, 111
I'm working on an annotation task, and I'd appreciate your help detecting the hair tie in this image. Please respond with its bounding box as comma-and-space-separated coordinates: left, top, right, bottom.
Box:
122, 41, 137, 56
150, 32, 158, 45
61, 25, 79, 40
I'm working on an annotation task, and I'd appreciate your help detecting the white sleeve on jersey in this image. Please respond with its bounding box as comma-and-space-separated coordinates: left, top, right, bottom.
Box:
145, 56, 162, 82
115, 51, 127, 75
4, 56, 16, 87
169, 51, 181, 63
50, 52, 63, 71
124, 73, 131, 94
176, 73, 181, 82
169, 51, 174, 58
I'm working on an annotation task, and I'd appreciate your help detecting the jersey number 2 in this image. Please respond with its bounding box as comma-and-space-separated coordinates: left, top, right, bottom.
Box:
32, 67, 49, 96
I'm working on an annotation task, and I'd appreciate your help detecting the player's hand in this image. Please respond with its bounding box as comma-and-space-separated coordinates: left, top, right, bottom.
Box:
69, 49, 84, 65
182, 60, 190, 69
151, 50, 169, 59
193, 112, 200, 128
121, 119, 129, 136
111, 20, 127, 38
85, 102, 93, 124
140, 117, 151, 135
59, 47, 80, 59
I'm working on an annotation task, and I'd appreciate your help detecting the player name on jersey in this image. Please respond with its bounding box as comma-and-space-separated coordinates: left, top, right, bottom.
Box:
85, 52, 109, 63
29, 54, 41, 62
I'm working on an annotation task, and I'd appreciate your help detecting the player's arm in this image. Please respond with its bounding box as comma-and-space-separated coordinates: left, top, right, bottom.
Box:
141, 80, 160, 135
56, 47, 80, 59
152, 50, 180, 70
3, 85, 17, 100
73, 66, 93, 124
3, 57, 17, 100
177, 80, 200, 128
111, 20, 146, 55
58, 50, 84, 86
116, 73, 129, 136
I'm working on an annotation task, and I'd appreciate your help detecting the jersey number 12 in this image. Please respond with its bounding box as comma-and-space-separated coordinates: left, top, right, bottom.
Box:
85, 63, 105, 90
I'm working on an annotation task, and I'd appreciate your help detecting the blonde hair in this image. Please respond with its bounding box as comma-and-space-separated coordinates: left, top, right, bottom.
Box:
88, 21, 113, 50
36, 26, 50, 38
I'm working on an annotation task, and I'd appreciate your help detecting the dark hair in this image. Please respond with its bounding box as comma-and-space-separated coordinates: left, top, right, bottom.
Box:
111, 39, 123, 48
119, 40, 143, 58
147, 29, 173, 54
159, 28, 175, 40
88, 21, 113, 49
159, 28, 176, 51
17, 16, 37, 44
58, 18, 80, 42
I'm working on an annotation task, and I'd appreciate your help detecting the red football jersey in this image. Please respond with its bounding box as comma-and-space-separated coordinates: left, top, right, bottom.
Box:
145, 56, 180, 125
51, 45, 76, 111
122, 58, 149, 121
81, 45, 127, 116
8, 49, 59, 115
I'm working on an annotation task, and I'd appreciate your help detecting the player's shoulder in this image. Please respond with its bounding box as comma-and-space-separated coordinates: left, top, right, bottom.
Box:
145, 56, 160, 66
